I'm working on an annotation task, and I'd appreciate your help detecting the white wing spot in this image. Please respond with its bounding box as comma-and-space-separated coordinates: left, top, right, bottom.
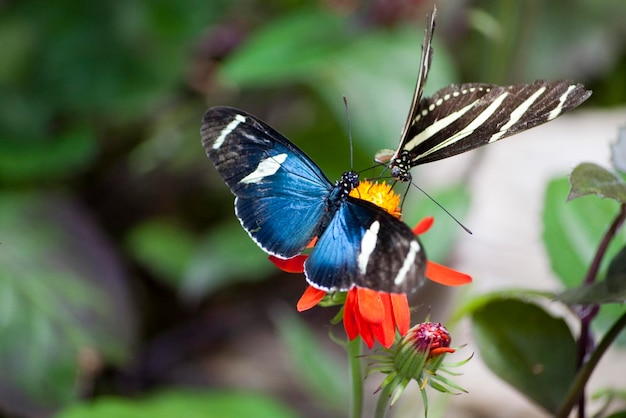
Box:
413, 92, 508, 156
213, 114, 246, 150
489, 86, 546, 143
240, 153, 287, 184
452, 91, 460, 97
358, 221, 380, 275
428, 103, 435, 111
444, 94, 451, 100
548, 84, 577, 121
421, 109, 428, 116
405, 100, 478, 153
394, 240, 421, 285
436, 98, 443, 106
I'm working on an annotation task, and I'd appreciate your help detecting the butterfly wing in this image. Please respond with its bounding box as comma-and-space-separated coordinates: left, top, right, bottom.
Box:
399, 80, 592, 166
377, 6, 437, 166
305, 197, 426, 293
396, 6, 437, 152
201, 106, 333, 258
377, 6, 592, 180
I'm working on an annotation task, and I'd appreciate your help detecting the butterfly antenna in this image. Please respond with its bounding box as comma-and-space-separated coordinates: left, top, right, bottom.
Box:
411, 182, 473, 235
342, 96, 354, 169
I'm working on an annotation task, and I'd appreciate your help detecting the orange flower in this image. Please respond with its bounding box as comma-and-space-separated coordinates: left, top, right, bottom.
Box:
344, 287, 410, 348
293, 285, 410, 349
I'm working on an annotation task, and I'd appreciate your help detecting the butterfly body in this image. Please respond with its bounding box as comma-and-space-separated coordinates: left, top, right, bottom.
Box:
202, 106, 426, 294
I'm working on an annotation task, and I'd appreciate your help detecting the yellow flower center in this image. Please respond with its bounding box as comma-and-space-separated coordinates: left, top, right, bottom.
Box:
349, 180, 402, 219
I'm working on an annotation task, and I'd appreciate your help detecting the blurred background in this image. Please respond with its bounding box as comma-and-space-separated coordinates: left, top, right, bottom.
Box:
1, 0, 625, 417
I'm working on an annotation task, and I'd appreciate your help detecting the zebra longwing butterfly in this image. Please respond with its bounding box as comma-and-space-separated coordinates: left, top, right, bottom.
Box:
375, 6, 592, 182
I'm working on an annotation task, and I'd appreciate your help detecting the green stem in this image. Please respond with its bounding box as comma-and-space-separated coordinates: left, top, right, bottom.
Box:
574, 203, 626, 417
582, 204, 626, 287
347, 338, 363, 418
374, 378, 393, 418
556, 310, 626, 418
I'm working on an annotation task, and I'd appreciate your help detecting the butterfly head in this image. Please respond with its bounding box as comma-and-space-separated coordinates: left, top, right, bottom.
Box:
337, 170, 360, 197
390, 151, 413, 182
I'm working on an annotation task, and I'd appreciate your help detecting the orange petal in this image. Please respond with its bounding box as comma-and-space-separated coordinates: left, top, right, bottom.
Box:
371, 293, 395, 348
413, 216, 434, 235
357, 317, 376, 349
306, 237, 318, 248
296, 286, 326, 312
426, 261, 472, 286
344, 288, 376, 348
269, 255, 307, 273
343, 288, 360, 341
357, 287, 385, 324
430, 347, 456, 357
390, 293, 410, 336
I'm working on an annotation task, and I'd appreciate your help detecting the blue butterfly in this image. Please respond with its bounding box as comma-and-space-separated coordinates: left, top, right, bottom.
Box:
201, 106, 426, 294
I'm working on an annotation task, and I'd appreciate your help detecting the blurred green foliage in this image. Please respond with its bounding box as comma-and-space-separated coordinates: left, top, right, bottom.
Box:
472, 297, 577, 414
56, 390, 300, 418
0, 0, 624, 417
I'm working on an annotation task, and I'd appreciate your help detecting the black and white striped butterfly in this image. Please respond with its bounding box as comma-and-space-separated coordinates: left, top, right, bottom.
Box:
202, 106, 426, 294
375, 6, 592, 182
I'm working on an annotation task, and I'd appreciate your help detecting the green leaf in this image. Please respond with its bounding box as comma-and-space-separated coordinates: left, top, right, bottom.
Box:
543, 177, 626, 342
182, 221, 276, 300
606, 243, 626, 293
556, 281, 626, 304
597, 306, 626, 347
273, 308, 348, 414
0, 126, 97, 181
568, 163, 626, 203
0, 192, 135, 416
451, 288, 555, 323
222, 8, 347, 87
471, 298, 576, 414
592, 387, 626, 403
55, 390, 299, 418
125, 219, 197, 289
312, 25, 457, 158
222, 10, 457, 163
543, 177, 626, 287
5, 1, 227, 126
557, 244, 626, 304
0, 19, 36, 85
591, 388, 626, 417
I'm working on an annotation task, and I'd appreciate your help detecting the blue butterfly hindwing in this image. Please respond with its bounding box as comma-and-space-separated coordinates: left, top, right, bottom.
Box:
307, 197, 426, 292
201, 106, 426, 293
